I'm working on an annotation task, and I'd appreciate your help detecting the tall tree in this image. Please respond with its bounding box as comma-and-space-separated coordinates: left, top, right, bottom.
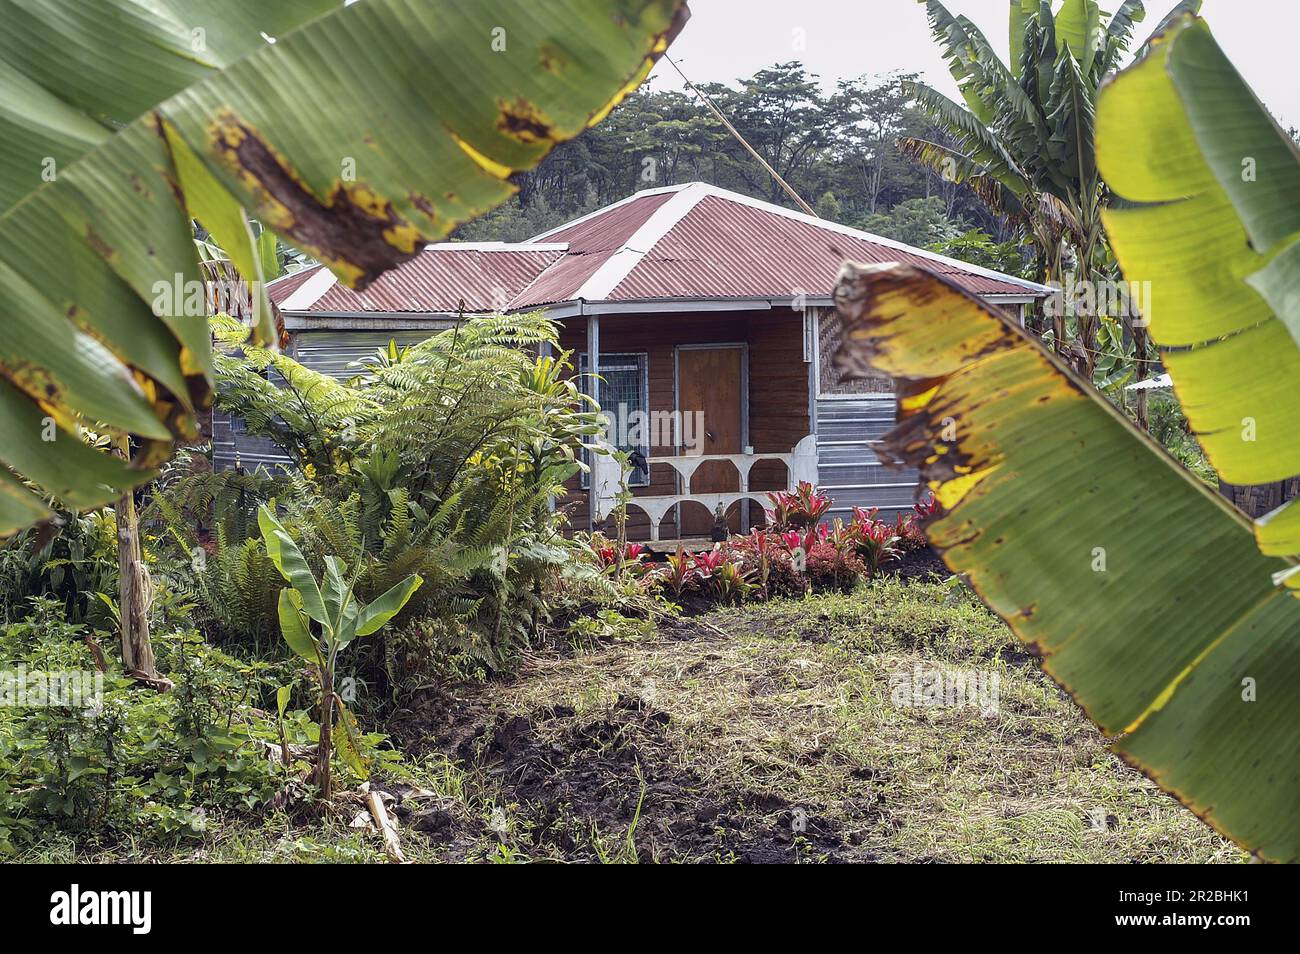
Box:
699, 63, 830, 202
828, 73, 925, 216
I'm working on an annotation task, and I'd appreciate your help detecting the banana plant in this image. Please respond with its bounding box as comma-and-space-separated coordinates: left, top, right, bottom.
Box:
901, 0, 1200, 376
1098, 14, 1300, 532
836, 256, 1300, 862
836, 9, 1300, 864
0, 0, 688, 538
258, 504, 421, 798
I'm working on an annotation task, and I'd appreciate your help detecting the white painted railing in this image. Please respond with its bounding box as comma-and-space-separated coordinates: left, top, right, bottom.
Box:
591, 435, 818, 541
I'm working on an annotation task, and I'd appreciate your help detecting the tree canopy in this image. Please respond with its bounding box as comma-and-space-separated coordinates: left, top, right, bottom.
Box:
456, 64, 1013, 249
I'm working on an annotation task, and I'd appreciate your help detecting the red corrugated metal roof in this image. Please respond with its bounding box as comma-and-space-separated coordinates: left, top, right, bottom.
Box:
273, 183, 1046, 317
610, 193, 1034, 300
510, 190, 674, 308
268, 246, 566, 313
265, 266, 321, 303
544, 190, 674, 251
506, 251, 607, 310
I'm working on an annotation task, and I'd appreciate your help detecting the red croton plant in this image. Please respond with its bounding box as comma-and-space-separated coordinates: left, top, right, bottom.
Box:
766, 481, 834, 529
585, 489, 940, 608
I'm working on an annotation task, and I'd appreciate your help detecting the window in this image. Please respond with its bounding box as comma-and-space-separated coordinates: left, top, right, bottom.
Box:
579, 352, 650, 487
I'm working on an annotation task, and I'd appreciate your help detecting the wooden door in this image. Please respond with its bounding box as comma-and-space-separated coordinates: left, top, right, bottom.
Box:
677, 347, 743, 536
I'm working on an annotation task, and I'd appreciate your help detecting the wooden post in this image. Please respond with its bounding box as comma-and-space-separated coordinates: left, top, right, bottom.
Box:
804, 307, 817, 436
1131, 323, 1152, 433
587, 312, 600, 531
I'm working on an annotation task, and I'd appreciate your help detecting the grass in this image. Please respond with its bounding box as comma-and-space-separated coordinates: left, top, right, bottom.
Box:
469, 578, 1240, 863
12, 578, 1243, 863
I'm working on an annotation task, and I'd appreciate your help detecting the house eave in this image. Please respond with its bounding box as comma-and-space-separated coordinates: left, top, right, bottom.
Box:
525, 291, 1037, 317
284, 288, 1040, 329
281, 310, 475, 331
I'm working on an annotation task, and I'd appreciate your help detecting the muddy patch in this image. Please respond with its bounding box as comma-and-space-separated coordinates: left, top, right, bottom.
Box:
380, 780, 489, 858
397, 690, 875, 863
472, 695, 867, 862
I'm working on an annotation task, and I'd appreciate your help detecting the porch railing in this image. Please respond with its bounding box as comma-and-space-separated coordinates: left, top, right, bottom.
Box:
590, 435, 818, 541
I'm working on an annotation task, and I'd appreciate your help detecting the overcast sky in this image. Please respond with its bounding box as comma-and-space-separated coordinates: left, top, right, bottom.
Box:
647, 0, 1299, 130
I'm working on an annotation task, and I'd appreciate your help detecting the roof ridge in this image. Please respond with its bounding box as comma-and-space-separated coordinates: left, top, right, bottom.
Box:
524, 181, 699, 243
572, 183, 711, 300
422, 241, 569, 252
265, 262, 323, 287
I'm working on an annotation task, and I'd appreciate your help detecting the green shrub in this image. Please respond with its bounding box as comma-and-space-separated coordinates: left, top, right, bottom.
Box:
159, 314, 601, 682
0, 511, 118, 628
1147, 391, 1216, 485
0, 602, 393, 855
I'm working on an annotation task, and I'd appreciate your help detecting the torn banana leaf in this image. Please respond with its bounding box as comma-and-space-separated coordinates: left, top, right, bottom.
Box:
834, 260, 1300, 862
0, 0, 687, 536
1096, 15, 1300, 559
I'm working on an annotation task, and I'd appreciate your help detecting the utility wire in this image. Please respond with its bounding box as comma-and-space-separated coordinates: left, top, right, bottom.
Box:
663, 53, 819, 218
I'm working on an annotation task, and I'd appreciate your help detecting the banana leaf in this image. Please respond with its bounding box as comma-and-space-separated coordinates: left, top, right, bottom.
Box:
1097, 14, 1300, 559
833, 260, 1300, 862
0, 0, 687, 536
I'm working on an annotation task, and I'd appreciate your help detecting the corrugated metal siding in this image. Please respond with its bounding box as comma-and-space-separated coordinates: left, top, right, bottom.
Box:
214, 329, 446, 471
211, 410, 296, 474
815, 397, 917, 516
288, 329, 449, 379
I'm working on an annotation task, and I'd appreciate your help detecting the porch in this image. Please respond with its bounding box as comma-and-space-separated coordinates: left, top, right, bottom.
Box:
589, 435, 819, 541
557, 305, 907, 542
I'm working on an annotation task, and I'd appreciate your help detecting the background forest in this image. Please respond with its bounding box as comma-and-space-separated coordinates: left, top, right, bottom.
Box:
455, 64, 1025, 275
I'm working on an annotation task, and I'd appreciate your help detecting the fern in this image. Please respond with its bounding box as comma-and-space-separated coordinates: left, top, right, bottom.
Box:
204, 311, 598, 674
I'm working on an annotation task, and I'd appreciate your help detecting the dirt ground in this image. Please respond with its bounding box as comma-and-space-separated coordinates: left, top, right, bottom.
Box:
889, 545, 950, 582
25, 571, 1242, 864
394, 649, 869, 862
385, 575, 1241, 864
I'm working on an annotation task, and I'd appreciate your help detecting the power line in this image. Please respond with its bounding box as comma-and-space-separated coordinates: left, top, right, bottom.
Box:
663, 53, 819, 218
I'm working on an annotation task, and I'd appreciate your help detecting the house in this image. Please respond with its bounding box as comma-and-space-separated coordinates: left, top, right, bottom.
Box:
245, 181, 1049, 541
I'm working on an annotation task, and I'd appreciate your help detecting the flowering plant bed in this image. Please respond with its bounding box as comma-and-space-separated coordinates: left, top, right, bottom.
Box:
586, 489, 946, 612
